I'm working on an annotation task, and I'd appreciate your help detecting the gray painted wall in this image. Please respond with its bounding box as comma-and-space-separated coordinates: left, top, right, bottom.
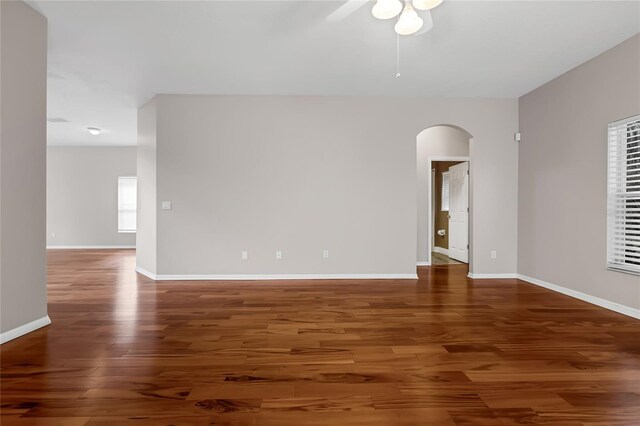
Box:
417, 126, 470, 263
519, 34, 640, 311
136, 99, 158, 274
47, 147, 137, 247
138, 95, 518, 276
0, 1, 48, 334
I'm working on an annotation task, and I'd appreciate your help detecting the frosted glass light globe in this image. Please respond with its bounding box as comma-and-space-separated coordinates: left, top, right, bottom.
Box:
372, 0, 403, 20
395, 2, 423, 35
412, 0, 443, 11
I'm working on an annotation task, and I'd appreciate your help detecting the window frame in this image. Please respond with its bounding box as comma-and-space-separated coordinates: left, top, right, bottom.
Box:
117, 176, 137, 234
607, 114, 640, 276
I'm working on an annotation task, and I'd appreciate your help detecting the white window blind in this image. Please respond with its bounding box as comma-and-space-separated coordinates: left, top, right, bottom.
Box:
118, 176, 137, 233
441, 171, 450, 212
607, 115, 640, 275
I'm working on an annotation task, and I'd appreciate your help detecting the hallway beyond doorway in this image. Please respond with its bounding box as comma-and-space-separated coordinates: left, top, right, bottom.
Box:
431, 251, 463, 265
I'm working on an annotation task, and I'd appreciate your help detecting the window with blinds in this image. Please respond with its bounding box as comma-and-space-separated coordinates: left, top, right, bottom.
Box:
118, 176, 137, 233
441, 171, 450, 212
607, 115, 640, 275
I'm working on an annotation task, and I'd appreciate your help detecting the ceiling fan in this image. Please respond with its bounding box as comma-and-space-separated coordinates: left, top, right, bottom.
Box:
327, 0, 443, 36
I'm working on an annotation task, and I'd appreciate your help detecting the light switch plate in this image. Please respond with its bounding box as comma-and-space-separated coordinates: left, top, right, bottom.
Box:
161, 201, 172, 210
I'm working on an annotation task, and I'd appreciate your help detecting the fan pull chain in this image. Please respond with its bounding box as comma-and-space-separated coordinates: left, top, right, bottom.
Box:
396, 34, 401, 78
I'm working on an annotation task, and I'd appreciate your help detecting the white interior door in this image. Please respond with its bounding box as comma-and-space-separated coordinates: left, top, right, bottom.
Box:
448, 162, 469, 263
431, 168, 435, 252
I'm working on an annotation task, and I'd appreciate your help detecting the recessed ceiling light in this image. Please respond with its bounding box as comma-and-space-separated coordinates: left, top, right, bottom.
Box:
87, 127, 101, 136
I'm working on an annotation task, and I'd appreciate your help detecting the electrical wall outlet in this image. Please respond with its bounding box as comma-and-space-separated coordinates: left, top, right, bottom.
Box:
323, 250, 329, 259
276, 251, 282, 260
51, 232, 56, 239
241, 251, 248, 260
491, 250, 497, 259
161, 201, 172, 210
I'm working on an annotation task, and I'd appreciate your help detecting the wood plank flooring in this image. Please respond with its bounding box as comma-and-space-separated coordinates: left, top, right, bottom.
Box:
1, 249, 639, 425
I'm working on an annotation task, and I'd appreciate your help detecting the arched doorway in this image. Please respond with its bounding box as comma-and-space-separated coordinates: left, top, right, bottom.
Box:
417, 125, 473, 267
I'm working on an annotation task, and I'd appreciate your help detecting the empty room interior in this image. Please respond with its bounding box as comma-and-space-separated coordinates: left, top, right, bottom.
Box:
1, 0, 640, 424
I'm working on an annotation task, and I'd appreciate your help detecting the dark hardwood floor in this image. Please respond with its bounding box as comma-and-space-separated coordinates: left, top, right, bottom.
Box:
1, 249, 639, 425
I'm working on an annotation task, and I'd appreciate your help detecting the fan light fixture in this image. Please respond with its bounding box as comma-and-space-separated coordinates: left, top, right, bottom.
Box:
369, 0, 444, 77
412, 0, 443, 11
372, 0, 403, 20
415, 10, 434, 35
395, 1, 423, 35
87, 127, 101, 136
372, 0, 443, 36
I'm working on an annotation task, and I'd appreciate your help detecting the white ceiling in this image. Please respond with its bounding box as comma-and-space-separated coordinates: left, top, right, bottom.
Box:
30, 0, 640, 146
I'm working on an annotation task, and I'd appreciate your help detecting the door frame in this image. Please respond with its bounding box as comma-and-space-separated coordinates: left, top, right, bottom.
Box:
427, 156, 470, 266
431, 168, 436, 253
447, 161, 470, 263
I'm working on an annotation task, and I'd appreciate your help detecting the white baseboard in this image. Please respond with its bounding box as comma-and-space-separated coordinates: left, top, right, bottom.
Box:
135, 267, 417, 281
0, 315, 51, 344
433, 247, 449, 256
517, 274, 640, 320
417, 261, 431, 266
468, 272, 518, 279
47, 245, 135, 249
135, 266, 158, 280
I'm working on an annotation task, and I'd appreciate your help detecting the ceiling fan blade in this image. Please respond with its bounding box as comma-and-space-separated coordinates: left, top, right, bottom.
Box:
414, 10, 434, 35
326, 0, 370, 23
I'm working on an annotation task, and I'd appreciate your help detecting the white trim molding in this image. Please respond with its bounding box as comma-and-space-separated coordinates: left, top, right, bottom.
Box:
47, 245, 136, 249
417, 261, 431, 266
135, 267, 417, 281
135, 266, 158, 280
468, 272, 518, 279
0, 315, 51, 345
433, 247, 449, 256
517, 274, 640, 320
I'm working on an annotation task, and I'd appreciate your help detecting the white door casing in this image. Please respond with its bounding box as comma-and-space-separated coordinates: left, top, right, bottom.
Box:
448, 162, 469, 263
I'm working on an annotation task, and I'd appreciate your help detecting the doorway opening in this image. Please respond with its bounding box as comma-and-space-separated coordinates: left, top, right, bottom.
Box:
431, 159, 469, 265
416, 125, 472, 269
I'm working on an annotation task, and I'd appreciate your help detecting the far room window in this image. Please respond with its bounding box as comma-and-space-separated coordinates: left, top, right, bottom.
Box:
118, 176, 137, 233
607, 115, 640, 275
441, 171, 450, 211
